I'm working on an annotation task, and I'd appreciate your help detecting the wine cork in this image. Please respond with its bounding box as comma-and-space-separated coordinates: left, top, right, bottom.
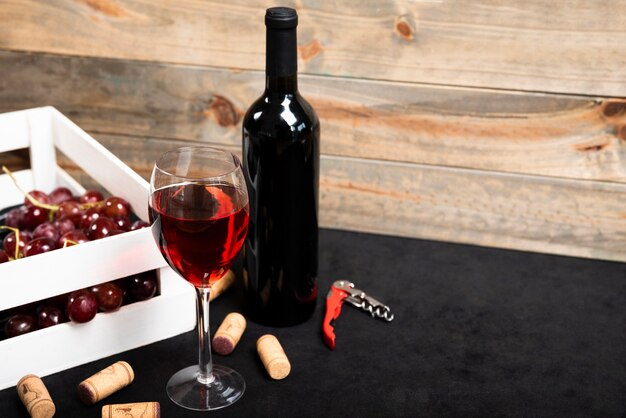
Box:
212, 312, 246, 355
256, 334, 291, 380
16, 374, 55, 418
101, 402, 160, 418
77, 361, 134, 405
209, 270, 236, 301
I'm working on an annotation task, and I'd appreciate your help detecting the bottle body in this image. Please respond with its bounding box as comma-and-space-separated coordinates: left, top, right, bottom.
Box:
242, 87, 320, 326
242, 7, 319, 326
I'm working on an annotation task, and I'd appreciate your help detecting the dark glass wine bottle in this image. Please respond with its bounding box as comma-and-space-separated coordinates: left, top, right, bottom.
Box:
241, 7, 320, 326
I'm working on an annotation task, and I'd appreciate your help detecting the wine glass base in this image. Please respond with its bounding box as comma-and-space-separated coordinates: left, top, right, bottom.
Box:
166, 364, 245, 411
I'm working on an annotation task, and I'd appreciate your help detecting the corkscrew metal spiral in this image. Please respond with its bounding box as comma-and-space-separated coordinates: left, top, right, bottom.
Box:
334, 281, 395, 322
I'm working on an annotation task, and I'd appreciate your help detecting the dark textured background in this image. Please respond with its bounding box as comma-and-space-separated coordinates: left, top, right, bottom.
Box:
1, 229, 625, 417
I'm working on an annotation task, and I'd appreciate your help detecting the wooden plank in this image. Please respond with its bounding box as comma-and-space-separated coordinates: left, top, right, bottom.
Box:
1, 51, 625, 183
0, 1, 625, 96
320, 157, 626, 263
59, 134, 626, 263
0, 149, 29, 172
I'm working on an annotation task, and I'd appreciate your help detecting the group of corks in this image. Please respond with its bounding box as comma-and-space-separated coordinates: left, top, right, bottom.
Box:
214, 312, 291, 380
17, 328, 290, 418
210, 270, 291, 379
15, 272, 291, 417
17, 361, 157, 418
210, 271, 292, 380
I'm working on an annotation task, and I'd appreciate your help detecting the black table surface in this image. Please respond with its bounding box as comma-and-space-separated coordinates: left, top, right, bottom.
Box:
1, 229, 625, 417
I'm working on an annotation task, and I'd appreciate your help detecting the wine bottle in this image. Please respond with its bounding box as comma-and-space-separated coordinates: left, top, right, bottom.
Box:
241, 7, 320, 326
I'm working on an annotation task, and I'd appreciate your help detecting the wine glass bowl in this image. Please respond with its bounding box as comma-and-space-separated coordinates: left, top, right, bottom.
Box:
149, 146, 249, 411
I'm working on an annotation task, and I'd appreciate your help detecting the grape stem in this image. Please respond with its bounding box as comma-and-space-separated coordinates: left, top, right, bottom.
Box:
1, 166, 104, 216
2, 166, 58, 211
0, 225, 21, 260
62, 239, 79, 248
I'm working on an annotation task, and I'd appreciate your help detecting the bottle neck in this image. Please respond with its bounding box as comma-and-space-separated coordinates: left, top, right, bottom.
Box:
265, 74, 298, 94
265, 26, 298, 94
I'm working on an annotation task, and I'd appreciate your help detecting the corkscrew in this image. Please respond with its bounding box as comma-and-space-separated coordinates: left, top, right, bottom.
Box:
323, 280, 394, 350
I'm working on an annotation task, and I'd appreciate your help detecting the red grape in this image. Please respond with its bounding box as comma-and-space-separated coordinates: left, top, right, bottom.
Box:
36, 305, 64, 328
4, 207, 25, 229
103, 197, 131, 218
24, 237, 57, 257
24, 190, 50, 208
129, 272, 158, 301
55, 201, 84, 226
49, 187, 73, 205
87, 217, 118, 240
129, 220, 150, 231
80, 190, 104, 204
58, 230, 89, 248
22, 205, 49, 230
66, 290, 98, 323
3, 231, 31, 258
91, 282, 124, 312
0, 250, 9, 263
5, 314, 37, 338
32, 222, 60, 242
112, 216, 131, 231
79, 207, 102, 229
53, 218, 75, 236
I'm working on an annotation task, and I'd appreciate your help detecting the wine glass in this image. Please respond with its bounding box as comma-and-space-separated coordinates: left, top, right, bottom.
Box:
149, 146, 249, 410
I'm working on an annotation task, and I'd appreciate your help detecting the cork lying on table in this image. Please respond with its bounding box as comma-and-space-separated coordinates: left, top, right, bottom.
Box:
209, 270, 236, 302
77, 361, 134, 405
212, 312, 246, 355
16, 374, 55, 418
101, 402, 160, 418
256, 334, 291, 380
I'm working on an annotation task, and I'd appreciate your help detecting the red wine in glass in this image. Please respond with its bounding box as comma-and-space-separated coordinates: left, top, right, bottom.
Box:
150, 183, 249, 287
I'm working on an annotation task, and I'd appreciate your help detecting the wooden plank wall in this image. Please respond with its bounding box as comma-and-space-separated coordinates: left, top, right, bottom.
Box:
0, 0, 625, 262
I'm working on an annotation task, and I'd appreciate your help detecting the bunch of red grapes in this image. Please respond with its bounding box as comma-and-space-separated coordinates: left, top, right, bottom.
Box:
1, 271, 159, 340
0, 187, 149, 261
0, 186, 155, 340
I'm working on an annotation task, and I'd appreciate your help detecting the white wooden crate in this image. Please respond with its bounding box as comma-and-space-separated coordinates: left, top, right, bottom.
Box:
0, 107, 195, 389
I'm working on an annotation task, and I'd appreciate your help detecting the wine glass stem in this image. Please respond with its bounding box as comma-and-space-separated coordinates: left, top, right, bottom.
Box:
196, 286, 214, 384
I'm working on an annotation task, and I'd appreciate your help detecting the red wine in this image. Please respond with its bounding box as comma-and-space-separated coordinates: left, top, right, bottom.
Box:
241, 7, 319, 326
150, 183, 249, 288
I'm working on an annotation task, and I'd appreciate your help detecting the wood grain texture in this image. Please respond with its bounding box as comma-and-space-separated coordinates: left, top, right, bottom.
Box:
0, 150, 29, 172
0, 1, 625, 95
55, 134, 626, 263
1, 51, 625, 182
320, 157, 626, 263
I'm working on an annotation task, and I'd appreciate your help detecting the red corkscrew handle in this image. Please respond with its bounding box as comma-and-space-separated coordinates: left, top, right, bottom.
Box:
322, 286, 348, 350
